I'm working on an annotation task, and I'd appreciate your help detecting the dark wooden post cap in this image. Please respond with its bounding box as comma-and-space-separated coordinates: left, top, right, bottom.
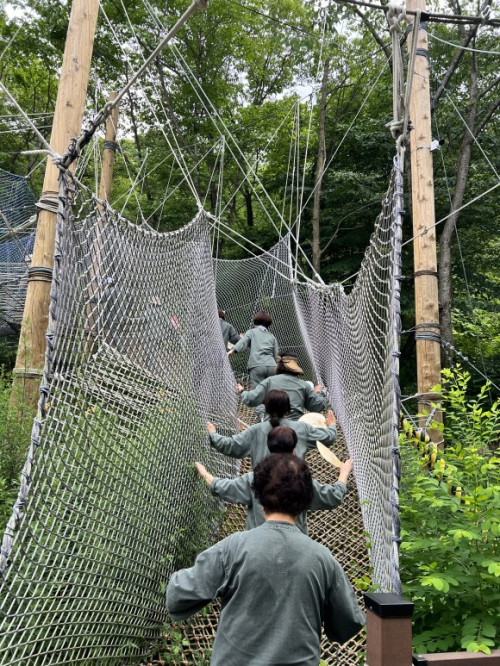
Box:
364, 592, 414, 618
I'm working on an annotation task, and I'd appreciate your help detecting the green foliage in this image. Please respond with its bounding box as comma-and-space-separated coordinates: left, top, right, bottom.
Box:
400, 367, 500, 655
0, 374, 34, 530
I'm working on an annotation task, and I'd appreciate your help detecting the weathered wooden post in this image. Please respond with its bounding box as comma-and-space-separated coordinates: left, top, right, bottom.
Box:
406, 0, 443, 442
98, 92, 120, 204
12, 0, 100, 406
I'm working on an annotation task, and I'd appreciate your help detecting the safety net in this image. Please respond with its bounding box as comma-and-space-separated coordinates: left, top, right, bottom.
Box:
0, 169, 37, 336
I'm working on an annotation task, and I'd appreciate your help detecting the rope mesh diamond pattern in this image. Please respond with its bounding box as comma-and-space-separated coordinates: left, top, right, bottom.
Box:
215, 161, 403, 595
0, 156, 402, 664
0, 172, 239, 665
0, 168, 36, 335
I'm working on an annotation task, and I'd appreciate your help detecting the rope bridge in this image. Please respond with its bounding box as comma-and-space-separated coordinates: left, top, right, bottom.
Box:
0, 150, 403, 663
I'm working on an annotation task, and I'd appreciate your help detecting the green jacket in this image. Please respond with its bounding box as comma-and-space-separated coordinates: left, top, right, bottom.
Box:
219, 318, 240, 348
166, 521, 366, 665
211, 471, 347, 534
209, 417, 337, 467
241, 373, 326, 420
231, 326, 279, 369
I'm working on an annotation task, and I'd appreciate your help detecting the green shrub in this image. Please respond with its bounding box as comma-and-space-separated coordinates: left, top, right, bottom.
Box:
0, 374, 35, 529
400, 367, 499, 655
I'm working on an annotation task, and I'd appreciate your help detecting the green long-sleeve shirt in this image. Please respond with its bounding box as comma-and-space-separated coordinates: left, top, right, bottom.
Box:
219, 318, 240, 348
166, 521, 366, 665
231, 326, 279, 369
211, 471, 347, 534
240, 373, 326, 420
209, 418, 337, 467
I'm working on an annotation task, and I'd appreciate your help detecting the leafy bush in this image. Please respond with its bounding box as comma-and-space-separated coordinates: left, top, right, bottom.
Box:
399, 367, 499, 655
0, 374, 35, 529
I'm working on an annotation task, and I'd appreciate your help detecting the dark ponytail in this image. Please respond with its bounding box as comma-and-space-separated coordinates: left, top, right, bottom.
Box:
264, 390, 291, 427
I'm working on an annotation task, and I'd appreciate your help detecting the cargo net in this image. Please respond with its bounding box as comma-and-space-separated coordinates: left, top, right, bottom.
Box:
215, 160, 403, 596
0, 170, 240, 665
0, 168, 37, 336
0, 156, 403, 665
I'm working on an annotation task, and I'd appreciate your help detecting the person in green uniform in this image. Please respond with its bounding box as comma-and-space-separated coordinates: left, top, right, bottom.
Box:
218, 308, 242, 350
166, 454, 365, 665
207, 389, 338, 467
228, 311, 279, 419
237, 351, 326, 420
196, 426, 352, 534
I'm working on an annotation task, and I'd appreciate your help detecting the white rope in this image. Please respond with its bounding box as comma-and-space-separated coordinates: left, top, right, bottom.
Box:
205, 211, 313, 284
429, 32, 500, 55
401, 181, 500, 246
440, 86, 499, 180
106, 0, 209, 113
294, 57, 390, 226
99, 3, 201, 211
0, 81, 58, 157
167, 41, 325, 282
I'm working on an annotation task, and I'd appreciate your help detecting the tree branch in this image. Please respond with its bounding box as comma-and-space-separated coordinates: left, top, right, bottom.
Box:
475, 95, 500, 137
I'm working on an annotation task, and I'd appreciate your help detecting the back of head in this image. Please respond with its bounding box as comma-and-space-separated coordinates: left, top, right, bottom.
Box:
253, 311, 272, 329
275, 350, 304, 376
267, 426, 297, 454
264, 390, 291, 427
218, 308, 226, 320
252, 454, 313, 516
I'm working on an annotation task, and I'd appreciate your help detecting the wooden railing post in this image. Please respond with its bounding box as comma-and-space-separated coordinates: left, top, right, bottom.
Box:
364, 592, 414, 666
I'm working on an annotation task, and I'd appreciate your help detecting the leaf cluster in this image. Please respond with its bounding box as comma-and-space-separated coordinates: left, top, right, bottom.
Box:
399, 367, 500, 654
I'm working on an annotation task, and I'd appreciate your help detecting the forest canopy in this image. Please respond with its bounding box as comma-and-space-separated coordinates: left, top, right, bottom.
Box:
0, 0, 498, 390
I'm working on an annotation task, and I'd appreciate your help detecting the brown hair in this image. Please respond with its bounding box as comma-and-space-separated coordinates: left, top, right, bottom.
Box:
264, 390, 291, 427
253, 311, 272, 328
252, 454, 313, 516
218, 308, 226, 320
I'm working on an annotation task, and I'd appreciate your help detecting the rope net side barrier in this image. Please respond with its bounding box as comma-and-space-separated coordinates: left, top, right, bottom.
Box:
215, 158, 403, 596
293, 161, 404, 595
0, 168, 37, 336
0, 153, 403, 663
0, 170, 239, 665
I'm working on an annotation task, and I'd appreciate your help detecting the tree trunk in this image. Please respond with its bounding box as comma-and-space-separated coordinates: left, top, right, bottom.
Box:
311, 58, 330, 276
438, 51, 479, 359
243, 186, 254, 227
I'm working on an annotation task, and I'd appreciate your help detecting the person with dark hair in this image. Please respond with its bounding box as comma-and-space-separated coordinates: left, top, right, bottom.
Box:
207, 389, 338, 466
217, 307, 242, 350
237, 350, 327, 420
196, 426, 352, 533
227, 310, 279, 419
166, 454, 365, 665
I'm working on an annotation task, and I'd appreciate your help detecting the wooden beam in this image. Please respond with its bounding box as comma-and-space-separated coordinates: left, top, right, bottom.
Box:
414, 651, 500, 665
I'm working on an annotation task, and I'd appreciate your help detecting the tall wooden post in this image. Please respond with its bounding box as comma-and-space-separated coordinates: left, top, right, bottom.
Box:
98, 92, 120, 204
311, 57, 330, 276
406, 0, 442, 439
11, 0, 100, 406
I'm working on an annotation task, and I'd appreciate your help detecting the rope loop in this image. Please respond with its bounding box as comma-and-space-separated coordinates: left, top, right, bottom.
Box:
386, 0, 407, 33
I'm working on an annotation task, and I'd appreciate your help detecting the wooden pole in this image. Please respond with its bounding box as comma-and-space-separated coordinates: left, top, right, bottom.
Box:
98, 92, 120, 204
406, 0, 442, 440
12, 0, 100, 406
84, 93, 120, 349
311, 58, 330, 276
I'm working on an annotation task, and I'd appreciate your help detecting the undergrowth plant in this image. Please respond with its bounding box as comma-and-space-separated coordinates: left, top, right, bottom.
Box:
0, 373, 35, 530
399, 367, 499, 655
